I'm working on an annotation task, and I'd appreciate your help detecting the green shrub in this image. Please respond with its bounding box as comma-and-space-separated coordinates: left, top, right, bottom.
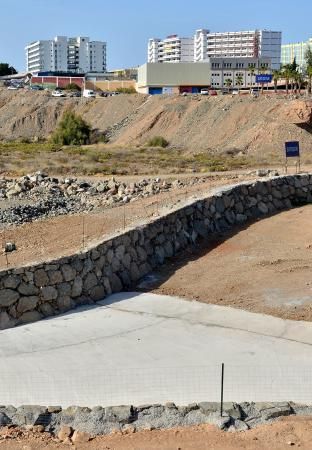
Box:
116, 87, 136, 94
51, 110, 91, 146
147, 136, 169, 148
64, 83, 81, 91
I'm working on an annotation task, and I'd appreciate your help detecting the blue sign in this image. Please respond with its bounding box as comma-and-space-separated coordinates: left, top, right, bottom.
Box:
285, 141, 300, 158
256, 74, 273, 83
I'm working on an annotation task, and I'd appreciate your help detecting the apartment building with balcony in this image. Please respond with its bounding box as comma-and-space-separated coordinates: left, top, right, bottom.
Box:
148, 35, 194, 63
281, 38, 312, 72
148, 29, 281, 69
194, 29, 281, 69
25, 36, 107, 74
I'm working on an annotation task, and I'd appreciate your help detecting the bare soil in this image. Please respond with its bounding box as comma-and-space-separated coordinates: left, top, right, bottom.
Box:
0, 417, 312, 449
144, 204, 312, 322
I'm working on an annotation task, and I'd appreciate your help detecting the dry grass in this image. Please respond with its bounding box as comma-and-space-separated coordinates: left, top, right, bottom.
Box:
0, 141, 283, 177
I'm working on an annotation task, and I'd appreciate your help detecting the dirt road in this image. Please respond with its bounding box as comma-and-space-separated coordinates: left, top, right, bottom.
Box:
0, 417, 311, 449
143, 205, 312, 322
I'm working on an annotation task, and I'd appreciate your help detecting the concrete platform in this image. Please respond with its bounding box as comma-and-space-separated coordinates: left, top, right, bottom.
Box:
1, 292, 312, 406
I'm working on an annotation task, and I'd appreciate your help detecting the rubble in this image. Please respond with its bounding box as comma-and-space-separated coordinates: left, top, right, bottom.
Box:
0, 171, 231, 226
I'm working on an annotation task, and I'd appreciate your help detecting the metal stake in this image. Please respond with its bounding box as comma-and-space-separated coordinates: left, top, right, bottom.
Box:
220, 363, 225, 417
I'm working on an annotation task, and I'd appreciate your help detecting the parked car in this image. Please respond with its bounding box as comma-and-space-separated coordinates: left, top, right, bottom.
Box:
83, 89, 96, 98
209, 90, 218, 96
52, 90, 65, 97
29, 85, 44, 91
200, 88, 209, 95
251, 89, 259, 98
7, 83, 22, 90
68, 91, 81, 98
231, 89, 239, 95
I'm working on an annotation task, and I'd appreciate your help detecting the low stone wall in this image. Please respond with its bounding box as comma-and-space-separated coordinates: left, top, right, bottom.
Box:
1, 174, 312, 330
0, 401, 311, 435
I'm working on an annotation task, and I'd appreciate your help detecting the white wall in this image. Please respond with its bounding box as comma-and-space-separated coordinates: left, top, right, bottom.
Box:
137, 62, 211, 88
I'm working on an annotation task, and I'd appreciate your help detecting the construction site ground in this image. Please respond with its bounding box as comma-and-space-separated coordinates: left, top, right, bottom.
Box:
0, 417, 311, 449
143, 203, 312, 322
0, 172, 253, 270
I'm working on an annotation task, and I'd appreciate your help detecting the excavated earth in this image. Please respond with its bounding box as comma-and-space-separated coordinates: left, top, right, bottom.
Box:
1, 89, 312, 155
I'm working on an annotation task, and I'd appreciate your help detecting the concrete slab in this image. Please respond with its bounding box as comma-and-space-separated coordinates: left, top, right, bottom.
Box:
1, 292, 312, 406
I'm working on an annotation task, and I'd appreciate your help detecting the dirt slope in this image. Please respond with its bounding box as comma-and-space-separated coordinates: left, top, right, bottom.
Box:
112, 94, 312, 156
1, 88, 312, 157
0, 89, 147, 141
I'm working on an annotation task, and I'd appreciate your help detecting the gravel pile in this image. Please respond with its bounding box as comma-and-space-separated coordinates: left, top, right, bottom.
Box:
0, 172, 212, 226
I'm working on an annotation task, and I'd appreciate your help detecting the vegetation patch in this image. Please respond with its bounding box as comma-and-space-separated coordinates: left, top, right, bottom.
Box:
147, 136, 169, 148
51, 111, 91, 146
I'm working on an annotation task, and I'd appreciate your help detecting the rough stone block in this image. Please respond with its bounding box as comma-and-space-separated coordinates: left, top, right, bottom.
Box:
18, 311, 43, 325
17, 296, 39, 314
34, 269, 49, 287
61, 265, 76, 282
3, 275, 20, 289
18, 283, 38, 296
41, 286, 58, 302
0, 289, 19, 307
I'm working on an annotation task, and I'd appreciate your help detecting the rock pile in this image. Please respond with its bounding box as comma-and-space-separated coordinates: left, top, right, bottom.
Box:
0, 172, 198, 225
0, 401, 309, 438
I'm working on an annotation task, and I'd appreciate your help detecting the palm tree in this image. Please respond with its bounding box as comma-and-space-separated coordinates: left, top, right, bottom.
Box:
282, 65, 293, 94
307, 66, 312, 94
272, 70, 281, 93
235, 75, 243, 93
293, 71, 304, 94
224, 78, 232, 92
249, 67, 255, 91
258, 64, 267, 94
305, 46, 312, 93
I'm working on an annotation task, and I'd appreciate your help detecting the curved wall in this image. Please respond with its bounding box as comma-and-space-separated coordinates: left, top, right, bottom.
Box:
0, 174, 311, 329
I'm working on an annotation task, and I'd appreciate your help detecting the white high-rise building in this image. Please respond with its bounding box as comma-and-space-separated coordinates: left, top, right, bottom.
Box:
194, 29, 282, 69
25, 36, 107, 74
148, 35, 194, 63
148, 29, 281, 70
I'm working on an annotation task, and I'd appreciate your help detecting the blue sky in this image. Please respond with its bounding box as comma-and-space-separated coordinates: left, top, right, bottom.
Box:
1, 0, 312, 71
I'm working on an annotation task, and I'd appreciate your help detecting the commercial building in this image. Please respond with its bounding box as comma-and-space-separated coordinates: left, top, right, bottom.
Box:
137, 57, 271, 94
138, 62, 211, 94
281, 38, 312, 71
25, 36, 107, 74
148, 36, 194, 63
148, 29, 281, 69
209, 57, 271, 89
31, 72, 85, 90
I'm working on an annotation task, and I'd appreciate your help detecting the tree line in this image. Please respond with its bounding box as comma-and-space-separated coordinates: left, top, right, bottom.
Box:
0, 63, 17, 77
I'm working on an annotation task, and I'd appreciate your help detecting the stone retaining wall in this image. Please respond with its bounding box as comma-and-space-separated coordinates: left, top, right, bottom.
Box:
0, 401, 311, 435
1, 174, 311, 330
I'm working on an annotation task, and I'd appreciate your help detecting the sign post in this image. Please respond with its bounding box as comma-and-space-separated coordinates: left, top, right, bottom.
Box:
256, 74, 273, 84
256, 74, 273, 94
285, 141, 300, 174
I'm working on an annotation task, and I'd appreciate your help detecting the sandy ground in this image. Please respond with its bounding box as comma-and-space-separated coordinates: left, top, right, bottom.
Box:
0, 173, 252, 270
0, 417, 312, 449
142, 205, 312, 322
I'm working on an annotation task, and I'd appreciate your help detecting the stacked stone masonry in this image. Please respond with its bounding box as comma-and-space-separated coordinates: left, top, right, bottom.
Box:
0, 401, 311, 435
0, 174, 311, 330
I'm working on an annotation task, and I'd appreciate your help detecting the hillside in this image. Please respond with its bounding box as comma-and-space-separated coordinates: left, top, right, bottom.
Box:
1, 89, 312, 158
